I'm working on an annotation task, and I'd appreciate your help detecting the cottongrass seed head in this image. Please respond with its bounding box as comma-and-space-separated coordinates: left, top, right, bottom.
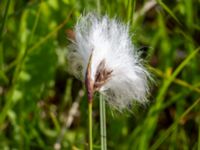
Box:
68, 13, 152, 111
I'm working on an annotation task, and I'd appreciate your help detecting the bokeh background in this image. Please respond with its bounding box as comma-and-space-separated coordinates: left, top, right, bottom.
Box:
0, 0, 200, 149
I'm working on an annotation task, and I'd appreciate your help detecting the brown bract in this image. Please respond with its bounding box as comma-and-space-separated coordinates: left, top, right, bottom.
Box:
85, 54, 112, 104
94, 59, 112, 91
85, 51, 94, 103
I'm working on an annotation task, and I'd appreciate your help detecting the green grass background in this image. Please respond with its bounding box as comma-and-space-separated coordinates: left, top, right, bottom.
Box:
0, 0, 200, 149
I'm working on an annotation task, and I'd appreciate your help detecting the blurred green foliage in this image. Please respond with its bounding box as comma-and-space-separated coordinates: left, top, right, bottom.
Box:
0, 0, 200, 149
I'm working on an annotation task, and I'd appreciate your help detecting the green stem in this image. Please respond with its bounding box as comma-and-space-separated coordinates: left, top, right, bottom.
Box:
97, 0, 101, 14
100, 94, 107, 150
88, 102, 93, 150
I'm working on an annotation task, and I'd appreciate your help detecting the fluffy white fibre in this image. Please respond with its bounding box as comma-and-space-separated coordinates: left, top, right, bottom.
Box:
69, 13, 151, 110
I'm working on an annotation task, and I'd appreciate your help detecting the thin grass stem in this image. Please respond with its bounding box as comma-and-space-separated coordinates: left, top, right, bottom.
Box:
88, 102, 93, 150
100, 94, 107, 150
96, 0, 101, 14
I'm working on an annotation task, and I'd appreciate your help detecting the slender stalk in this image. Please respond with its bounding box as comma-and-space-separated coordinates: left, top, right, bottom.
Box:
100, 94, 107, 150
88, 102, 93, 150
97, 0, 101, 14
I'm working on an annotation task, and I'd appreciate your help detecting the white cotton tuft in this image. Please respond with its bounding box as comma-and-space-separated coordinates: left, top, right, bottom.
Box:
68, 13, 152, 110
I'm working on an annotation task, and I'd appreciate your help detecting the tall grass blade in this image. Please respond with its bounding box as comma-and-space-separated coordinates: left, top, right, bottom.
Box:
156, 0, 181, 25
150, 97, 200, 150
138, 48, 200, 150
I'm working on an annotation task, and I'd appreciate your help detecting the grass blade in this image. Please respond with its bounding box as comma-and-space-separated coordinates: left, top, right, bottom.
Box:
150, 97, 200, 150
156, 0, 181, 25
138, 47, 200, 150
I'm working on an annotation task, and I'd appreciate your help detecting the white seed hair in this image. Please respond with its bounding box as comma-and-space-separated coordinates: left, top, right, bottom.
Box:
68, 13, 151, 110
